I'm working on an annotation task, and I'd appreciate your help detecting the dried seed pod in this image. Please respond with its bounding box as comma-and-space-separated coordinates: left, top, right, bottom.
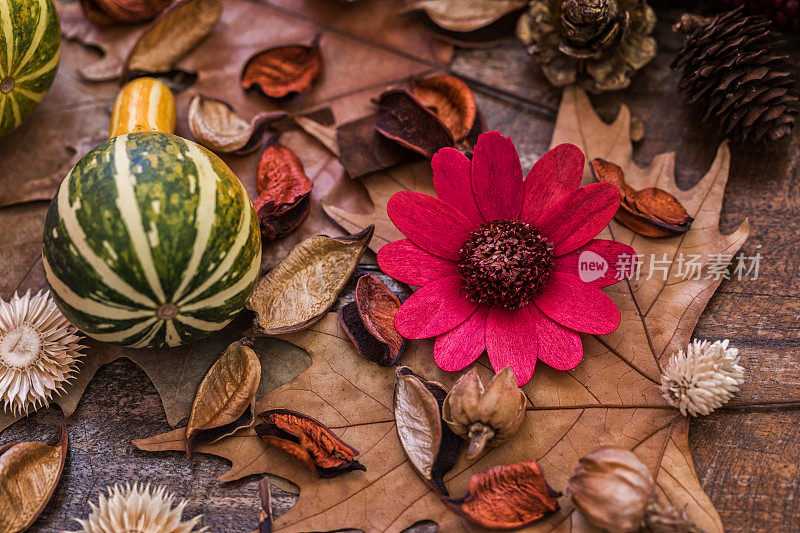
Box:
444, 461, 560, 529
403, 0, 527, 47
241, 36, 323, 99
338, 274, 406, 366
568, 446, 653, 532
336, 113, 422, 179
442, 367, 527, 459
254, 143, 313, 241
247, 226, 373, 335
411, 75, 477, 143
375, 89, 455, 158
590, 158, 693, 237
80, 0, 171, 26
185, 340, 261, 457
254, 409, 365, 477
393, 367, 461, 494
0, 425, 68, 532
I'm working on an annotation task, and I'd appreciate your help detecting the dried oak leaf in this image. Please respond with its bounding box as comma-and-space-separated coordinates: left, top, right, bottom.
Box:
122, 0, 223, 81
444, 461, 560, 529
0, 425, 68, 532
255, 144, 314, 241
241, 37, 323, 99
186, 340, 261, 457
393, 367, 460, 494
403, 0, 527, 47
254, 409, 365, 478
80, 0, 171, 26
339, 274, 406, 366
188, 94, 287, 154
590, 158, 693, 238
246, 226, 374, 335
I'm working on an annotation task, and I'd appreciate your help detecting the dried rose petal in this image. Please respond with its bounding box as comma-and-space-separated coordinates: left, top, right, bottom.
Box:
412, 75, 477, 143
444, 461, 560, 529
254, 144, 313, 241
80, 0, 171, 26
591, 158, 693, 238
241, 37, 323, 99
255, 409, 365, 478
375, 89, 454, 158
339, 274, 406, 366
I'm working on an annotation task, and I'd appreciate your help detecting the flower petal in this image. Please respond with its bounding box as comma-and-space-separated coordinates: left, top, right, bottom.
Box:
485, 305, 538, 386
520, 143, 584, 224
537, 182, 620, 256
434, 306, 488, 371
387, 191, 475, 260
432, 147, 483, 225
552, 239, 638, 288
534, 271, 621, 335
394, 275, 477, 339
527, 305, 583, 370
378, 239, 459, 286
471, 131, 524, 221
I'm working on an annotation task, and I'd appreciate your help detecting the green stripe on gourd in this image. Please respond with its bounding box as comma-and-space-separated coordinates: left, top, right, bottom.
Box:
0, 0, 60, 137
43, 132, 262, 348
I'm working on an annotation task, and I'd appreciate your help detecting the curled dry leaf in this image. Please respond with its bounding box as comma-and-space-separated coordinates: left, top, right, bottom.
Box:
411, 75, 477, 143
254, 143, 314, 241
254, 409, 365, 478
188, 94, 287, 154
123, 0, 222, 80
0, 425, 68, 533
590, 158, 693, 238
375, 89, 454, 159
444, 461, 560, 529
186, 340, 261, 457
339, 274, 406, 366
80, 0, 170, 26
403, 0, 527, 47
247, 226, 374, 335
393, 367, 461, 495
241, 36, 323, 99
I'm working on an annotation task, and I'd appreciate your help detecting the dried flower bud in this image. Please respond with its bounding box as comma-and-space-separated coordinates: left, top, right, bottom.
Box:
567, 447, 653, 532
442, 367, 526, 460
661, 339, 744, 417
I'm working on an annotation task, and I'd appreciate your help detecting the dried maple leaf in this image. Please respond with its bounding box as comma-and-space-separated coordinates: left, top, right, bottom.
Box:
135, 86, 746, 532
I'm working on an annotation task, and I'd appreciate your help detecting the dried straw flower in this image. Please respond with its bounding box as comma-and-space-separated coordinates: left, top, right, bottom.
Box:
660, 339, 744, 416
68, 483, 207, 533
0, 290, 85, 415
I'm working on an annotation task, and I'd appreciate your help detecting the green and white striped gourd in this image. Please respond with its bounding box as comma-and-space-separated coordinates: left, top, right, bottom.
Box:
42, 132, 262, 348
0, 0, 60, 138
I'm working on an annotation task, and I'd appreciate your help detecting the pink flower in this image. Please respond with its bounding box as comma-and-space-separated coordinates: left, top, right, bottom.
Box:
377, 131, 636, 385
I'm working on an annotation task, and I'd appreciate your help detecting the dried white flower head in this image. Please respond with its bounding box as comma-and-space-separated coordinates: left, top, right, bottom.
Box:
660, 339, 744, 416
0, 290, 85, 415
69, 483, 208, 533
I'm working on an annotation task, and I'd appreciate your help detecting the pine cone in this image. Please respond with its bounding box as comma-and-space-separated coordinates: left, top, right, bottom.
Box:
672, 7, 799, 143
706, 0, 800, 32
517, 0, 657, 92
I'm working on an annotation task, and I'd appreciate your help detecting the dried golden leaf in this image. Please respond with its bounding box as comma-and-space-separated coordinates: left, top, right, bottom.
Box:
123, 0, 222, 79
247, 226, 374, 335
0, 425, 68, 533
187, 94, 287, 154
186, 340, 261, 456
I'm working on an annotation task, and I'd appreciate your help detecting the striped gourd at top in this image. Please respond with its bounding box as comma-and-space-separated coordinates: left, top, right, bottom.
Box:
42, 132, 262, 348
0, 0, 60, 137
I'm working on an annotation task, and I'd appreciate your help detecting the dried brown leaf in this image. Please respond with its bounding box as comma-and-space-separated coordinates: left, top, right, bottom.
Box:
292, 115, 339, 156
0, 425, 68, 532
258, 478, 273, 533
123, 0, 222, 80
444, 461, 560, 529
375, 89, 454, 158
80, 0, 170, 26
336, 114, 422, 179
394, 367, 460, 495
254, 409, 365, 477
187, 94, 287, 154
246, 226, 374, 335
186, 340, 261, 456
411, 75, 477, 143
241, 38, 323, 99
403, 0, 527, 47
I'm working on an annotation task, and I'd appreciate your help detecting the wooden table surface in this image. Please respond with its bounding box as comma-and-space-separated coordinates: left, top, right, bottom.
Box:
2, 0, 800, 531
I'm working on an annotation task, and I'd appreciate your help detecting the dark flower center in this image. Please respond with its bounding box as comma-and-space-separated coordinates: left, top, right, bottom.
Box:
458, 220, 554, 309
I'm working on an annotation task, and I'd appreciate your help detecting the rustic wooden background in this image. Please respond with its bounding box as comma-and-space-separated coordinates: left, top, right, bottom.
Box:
2, 0, 800, 531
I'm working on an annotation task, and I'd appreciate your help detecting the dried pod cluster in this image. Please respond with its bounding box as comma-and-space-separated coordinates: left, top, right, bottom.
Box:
338, 274, 406, 366
254, 143, 314, 241
442, 367, 527, 459
590, 158, 693, 237
255, 409, 365, 477
241, 36, 323, 99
